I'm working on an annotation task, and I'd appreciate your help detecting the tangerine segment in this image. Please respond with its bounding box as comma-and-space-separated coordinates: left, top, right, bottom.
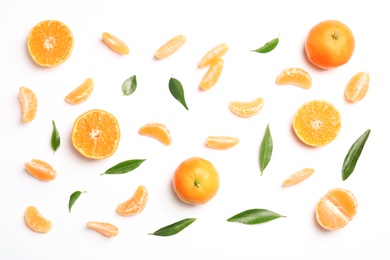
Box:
71, 109, 120, 159
282, 168, 314, 187
200, 58, 224, 90
275, 67, 312, 89
86, 221, 119, 237
24, 206, 52, 233
102, 32, 129, 55
65, 78, 94, 105
155, 34, 186, 59
292, 100, 341, 147
198, 43, 229, 68
344, 72, 370, 103
19, 87, 38, 123
228, 97, 264, 118
206, 136, 239, 150
138, 123, 172, 146
315, 188, 358, 230
27, 20, 74, 67
116, 185, 148, 216
25, 159, 57, 181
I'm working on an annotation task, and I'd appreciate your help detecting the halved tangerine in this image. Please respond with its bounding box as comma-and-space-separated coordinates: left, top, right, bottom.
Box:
86, 221, 119, 237
138, 123, 172, 146
198, 43, 229, 68
24, 206, 52, 233
206, 136, 239, 150
65, 78, 94, 105
19, 86, 38, 123
228, 97, 264, 118
344, 71, 370, 103
155, 34, 186, 59
24, 159, 57, 181
102, 32, 129, 55
116, 185, 148, 216
275, 67, 312, 89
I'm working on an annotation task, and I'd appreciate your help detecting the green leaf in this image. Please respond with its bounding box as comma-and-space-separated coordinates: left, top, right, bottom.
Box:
259, 124, 273, 175
251, 33, 280, 53
148, 218, 196, 236
51, 120, 60, 154
227, 208, 285, 225
69, 190, 86, 213
169, 77, 189, 110
122, 75, 137, 96
101, 159, 146, 175
342, 129, 371, 181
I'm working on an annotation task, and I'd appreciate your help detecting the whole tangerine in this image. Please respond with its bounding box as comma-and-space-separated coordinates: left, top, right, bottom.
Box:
172, 157, 219, 205
305, 20, 355, 69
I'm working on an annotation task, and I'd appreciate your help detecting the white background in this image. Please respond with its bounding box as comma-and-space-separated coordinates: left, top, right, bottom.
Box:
1, 0, 389, 259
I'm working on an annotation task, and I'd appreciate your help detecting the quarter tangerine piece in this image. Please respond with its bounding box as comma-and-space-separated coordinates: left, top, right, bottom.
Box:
71, 109, 120, 159
315, 188, 358, 230
155, 34, 186, 59
199, 57, 224, 90
65, 78, 94, 105
24, 206, 52, 233
198, 43, 229, 68
102, 32, 129, 55
116, 185, 148, 216
138, 123, 172, 146
344, 72, 370, 103
293, 100, 341, 147
282, 168, 314, 187
19, 86, 38, 123
25, 159, 57, 181
27, 20, 74, 67
206, 136, 239, 150
228, 97, 264, 118
86, 221, 119, 237
275, 67, 312, 89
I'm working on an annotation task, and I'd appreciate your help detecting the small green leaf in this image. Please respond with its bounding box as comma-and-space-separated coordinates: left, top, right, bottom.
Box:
227, 208, 285, 225
69, 190, 86, 213
251, 33, 280, 53
51, 120, 60, 154
259, 124, 273, 175
122, 75, 137, 96
102, 159, 146, 175
169, 77, 189, 110
342, 129, 371, 181
148, 218, 196, 236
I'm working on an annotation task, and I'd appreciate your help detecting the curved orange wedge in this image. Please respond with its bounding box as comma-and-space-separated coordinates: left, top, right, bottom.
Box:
228, 97, 264, 118
116, 185, 148, 216
25, 159, 57, 181
102, 32, 129, 55
206, 136, 239, 150
65, 78, 94, 105
138, 123, 172, 146
155, 34, 186, 59
86, 221, 119, 237
19, 86, 38, 123
24, 206, 52, 233
198, 43, 229, 68
344, 71, 370, 103
200, 58, 224, 90
275, 67, 312, 89
282, 168, 314, 186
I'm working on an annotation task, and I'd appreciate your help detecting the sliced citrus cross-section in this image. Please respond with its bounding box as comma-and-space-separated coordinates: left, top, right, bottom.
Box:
19, 86, 38, 123
86, 221, 119, 237
199, 57, 224, 90
293, 100, 341, 147
155, 34, 186, 59
24, 206, 52, 233
282, 168, 314, 187
71, 109, 120, 159
206, 136, 239, 150
116, 185, 148, 216
275, 67, 312, 89
27, 20, 74, 67
344, 71, 370, 103
198, 43, 229, 68
25, 159, 57, 181
138, 122, 172, 146
65, 78, 94, 105
102, 32, 129, 55
315, 188, 358, 230
228, 97, 264, 118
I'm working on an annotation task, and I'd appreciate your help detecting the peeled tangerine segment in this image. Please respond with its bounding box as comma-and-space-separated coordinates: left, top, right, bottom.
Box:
228, 97, 264, 118
24, 206, 52, 233
275, 67, 312, 89
102, 32, 129, 55
198, 43, 229, 67
65, 78, 94, 105
86, 221, 119, 237
282, 168, 314, 186
24, 159, 57, 181
19, 86, 38, 123
155, 34, 186, 59
344, 71, 370, 103
200, 58, 224, 90
116, 185, 148, 216
206, 136, 239, 150
138, 123, 172, 146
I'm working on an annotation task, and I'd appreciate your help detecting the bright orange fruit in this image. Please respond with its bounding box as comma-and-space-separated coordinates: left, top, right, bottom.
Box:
228, 97, 264, 118
86, 221, 119, 237
24, 159, 57, 181
19, 86, 38, 123
24, 206, 52, 233
305, 20, 355, 69
198, 43, 229, 68
206, 136, 239, 150
199, 57, 224, 90
116, 185, 148, 216
138, 123, 172, 146
102, 32, 129, 55
292, 100, 341, 147
173, 157, 219, 205
155, 34, 186, 59
65, 78, 94, 105
282, 168, 314, 187
315, 188, 358, 230
27, 20, 74, 67
344, 72, 370, 103
71, 109, 120, 159
275, 67, 312, 89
